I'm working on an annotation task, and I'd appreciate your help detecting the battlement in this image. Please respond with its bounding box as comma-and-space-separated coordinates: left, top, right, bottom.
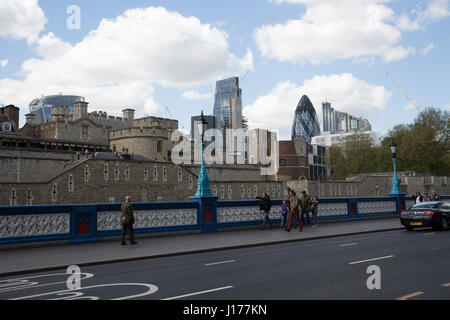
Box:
87, 112, 132, 129
109, 126, 170, 140
133, 116, 178, 130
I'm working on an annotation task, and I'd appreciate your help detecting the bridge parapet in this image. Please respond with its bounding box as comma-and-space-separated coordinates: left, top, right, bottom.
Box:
1, 195, 448, 246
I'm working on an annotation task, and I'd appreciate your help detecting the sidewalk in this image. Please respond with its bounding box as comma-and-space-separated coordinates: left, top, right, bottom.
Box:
0, 217, 403, 277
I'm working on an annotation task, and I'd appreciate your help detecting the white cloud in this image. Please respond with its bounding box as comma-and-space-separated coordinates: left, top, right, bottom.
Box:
0, 59, 8, 67
420, 43, 435, 55
257, 0, 449, 64
404, 101, 419, 111
397, 0, 450, 31
243, 73, 392, 139
0, 0, 47, 43
418, 0, 450, 22
182, 90, 212, 101
0, 6, 253, 119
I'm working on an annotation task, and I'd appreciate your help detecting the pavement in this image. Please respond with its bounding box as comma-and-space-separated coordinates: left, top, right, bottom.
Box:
0, 216, 403, 277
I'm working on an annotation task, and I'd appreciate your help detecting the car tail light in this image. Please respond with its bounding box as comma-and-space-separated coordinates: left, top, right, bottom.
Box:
401, 211, 407, 216
424, 210, 437, 216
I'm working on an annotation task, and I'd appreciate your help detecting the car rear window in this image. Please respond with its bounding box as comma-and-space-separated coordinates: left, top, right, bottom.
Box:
411, 202, 441, 209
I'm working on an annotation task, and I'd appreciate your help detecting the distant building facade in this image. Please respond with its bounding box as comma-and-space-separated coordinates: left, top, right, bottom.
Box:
322, 102, 372, 134
191, 114, 217, 142
277, 137, 309, 181
21, 101, 133, 147
0, 105, 20, 135
28, 95, 86, 125
291, 95, 321, 144
311, 131, 382, 147
213, 77, 243, 133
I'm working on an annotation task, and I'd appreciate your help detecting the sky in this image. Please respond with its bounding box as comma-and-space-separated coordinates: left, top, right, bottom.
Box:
0, 0, 449, 140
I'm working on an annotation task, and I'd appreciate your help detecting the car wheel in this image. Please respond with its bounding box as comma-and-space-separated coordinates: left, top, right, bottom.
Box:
440, 217, 448, 231
405, 226, 414, 231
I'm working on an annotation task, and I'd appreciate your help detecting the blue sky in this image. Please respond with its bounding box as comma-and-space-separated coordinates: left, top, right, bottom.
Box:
0, 0, 449, 139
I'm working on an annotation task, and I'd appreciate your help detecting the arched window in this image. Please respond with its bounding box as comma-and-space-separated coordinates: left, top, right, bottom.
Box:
157, 140, 163, 153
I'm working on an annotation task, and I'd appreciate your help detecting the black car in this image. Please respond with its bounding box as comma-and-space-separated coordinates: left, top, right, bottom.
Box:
400, 201, 450, 231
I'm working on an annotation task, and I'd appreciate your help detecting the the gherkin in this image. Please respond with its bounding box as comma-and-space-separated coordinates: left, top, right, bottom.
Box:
291, 95, 321, 143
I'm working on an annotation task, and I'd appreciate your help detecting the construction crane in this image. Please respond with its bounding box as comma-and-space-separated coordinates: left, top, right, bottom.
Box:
241, 69, 251, 81
163, 104, 173, 119
386, 72, 421, 113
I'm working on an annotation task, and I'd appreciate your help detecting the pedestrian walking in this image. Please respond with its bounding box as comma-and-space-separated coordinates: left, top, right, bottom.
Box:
430, 190, 440, 201
300, 190, 312, 225
280, 200, 289, 228
423, 193, 429, 202
285, 190, 303, 232
257, 192, 272, 230
311, 196, 319, 228
121, 195, 137, 245
415, 192, 423, 204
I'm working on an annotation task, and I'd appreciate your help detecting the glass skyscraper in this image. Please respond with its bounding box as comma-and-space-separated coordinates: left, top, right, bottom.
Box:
213, 77, 242, 133
29, 95, 85, 124
291, 95, 321, 144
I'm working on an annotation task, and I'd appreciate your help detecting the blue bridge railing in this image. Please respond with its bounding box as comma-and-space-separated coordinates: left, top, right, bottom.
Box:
0, 195, 448, 245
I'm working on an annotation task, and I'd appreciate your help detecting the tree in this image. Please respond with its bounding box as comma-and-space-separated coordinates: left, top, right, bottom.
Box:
325, 107, 449, 180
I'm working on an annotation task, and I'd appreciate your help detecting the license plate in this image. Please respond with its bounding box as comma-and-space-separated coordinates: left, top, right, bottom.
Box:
410, 222, 422, 226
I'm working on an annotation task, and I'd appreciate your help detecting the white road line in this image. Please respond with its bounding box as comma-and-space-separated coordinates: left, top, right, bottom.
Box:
205, 260, 236, 266
348, 255, 395, 265
339, 243, 358, 247
162, 286, 234, 300
423, 233, 436, 236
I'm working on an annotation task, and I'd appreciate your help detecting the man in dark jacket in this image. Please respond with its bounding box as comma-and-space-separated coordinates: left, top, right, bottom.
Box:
430, 190, 440, 201
121, 196, 137, 245
256, 192, 272, 230
300, 191, 312, 225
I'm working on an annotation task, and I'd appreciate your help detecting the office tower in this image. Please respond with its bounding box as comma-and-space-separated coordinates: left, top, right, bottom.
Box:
291, 95, 321, 144
322, 101, 372, 134
29, 94, 85, 125
213, 77, 242, 133
191, 115, 217, 141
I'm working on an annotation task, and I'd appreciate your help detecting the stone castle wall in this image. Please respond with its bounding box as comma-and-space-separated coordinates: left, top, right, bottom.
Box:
0, 148, 75, 183
287, 174, 449, 198
0, 158, 286, 205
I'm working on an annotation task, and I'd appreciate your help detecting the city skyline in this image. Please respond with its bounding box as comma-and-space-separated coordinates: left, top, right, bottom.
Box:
0, 0, 449, 140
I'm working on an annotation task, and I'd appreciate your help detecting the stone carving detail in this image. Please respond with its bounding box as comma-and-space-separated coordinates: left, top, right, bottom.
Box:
217, 205, 282, 223
318, 203, 348, 217
358, 201, 396, 214
97, 208, 197, 231
0, 214, 70, 238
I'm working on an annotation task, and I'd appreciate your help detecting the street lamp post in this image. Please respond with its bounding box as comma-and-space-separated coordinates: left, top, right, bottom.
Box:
195, 111, 213, 197
388, 139, 403, 195
190, 111, 218, 233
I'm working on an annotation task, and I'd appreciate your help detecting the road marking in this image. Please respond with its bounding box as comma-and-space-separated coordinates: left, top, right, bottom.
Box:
423, 233, 436, 236
162, 286, 234, 300
339, 243, 358, 247
397, 292, 424, 300
442, 283, 450, 287
348, 255, 394, 265
205, 260, 236, 266
10, 283, 159, 300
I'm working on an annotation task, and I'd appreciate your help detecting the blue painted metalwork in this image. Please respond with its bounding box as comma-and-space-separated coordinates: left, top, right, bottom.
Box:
195, 141, 213, 197
0, 195, 448, 246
